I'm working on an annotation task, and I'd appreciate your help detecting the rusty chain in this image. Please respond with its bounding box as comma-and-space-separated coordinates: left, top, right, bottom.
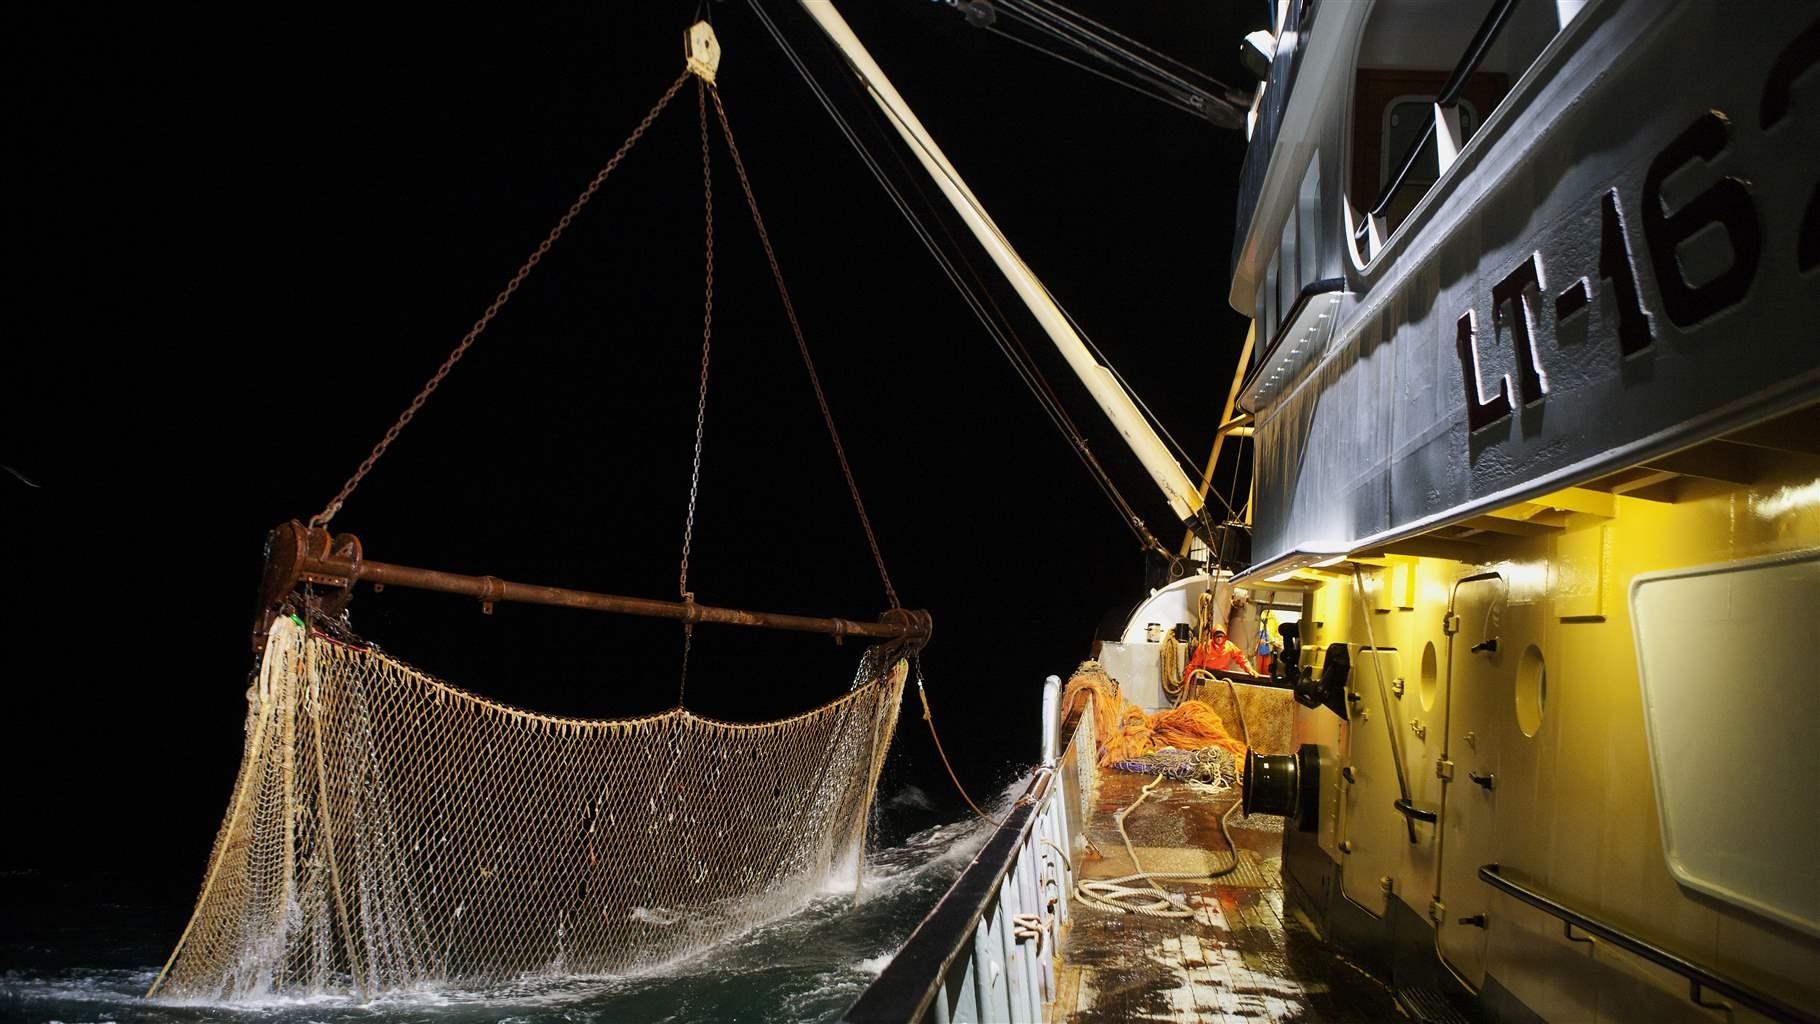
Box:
309, 68, 902, 627
678, 78, 717, 703
310, 70, 693, 530
709, 85, 902, 610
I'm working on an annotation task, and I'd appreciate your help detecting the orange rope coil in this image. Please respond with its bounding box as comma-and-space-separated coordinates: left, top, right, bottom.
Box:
1062, 664, 1246, 768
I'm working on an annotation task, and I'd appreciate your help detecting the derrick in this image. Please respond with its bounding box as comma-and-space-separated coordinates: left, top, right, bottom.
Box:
151, 23, 929, 1001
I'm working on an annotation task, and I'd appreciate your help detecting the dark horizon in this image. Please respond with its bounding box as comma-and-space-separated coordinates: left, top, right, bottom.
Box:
4, 0, 1261, 899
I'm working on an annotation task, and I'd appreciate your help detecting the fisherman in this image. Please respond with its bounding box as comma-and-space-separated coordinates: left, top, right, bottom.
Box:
1186, 623, 1257, 678
1254, 617, 1276, 676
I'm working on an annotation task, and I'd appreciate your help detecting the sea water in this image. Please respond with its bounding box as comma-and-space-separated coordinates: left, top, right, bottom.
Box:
1, 786, 1001, 1024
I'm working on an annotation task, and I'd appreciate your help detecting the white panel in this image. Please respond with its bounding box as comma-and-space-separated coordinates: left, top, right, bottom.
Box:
1630, 548, 1820, 937
1097, 641, 1164, 712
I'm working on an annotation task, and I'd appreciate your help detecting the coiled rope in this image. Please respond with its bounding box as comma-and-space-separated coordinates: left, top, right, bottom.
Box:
1158, 629, 1185, 705
1074, 772, 1241, 917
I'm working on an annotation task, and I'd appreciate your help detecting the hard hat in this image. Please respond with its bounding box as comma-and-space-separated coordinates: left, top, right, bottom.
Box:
1211, 624, 1228, 636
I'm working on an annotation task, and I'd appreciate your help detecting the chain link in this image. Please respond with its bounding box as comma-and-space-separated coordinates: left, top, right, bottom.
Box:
677, 79, 717, 703
678, 79, 715, 606
310, 71, 693, 530
709, 85, 901, 609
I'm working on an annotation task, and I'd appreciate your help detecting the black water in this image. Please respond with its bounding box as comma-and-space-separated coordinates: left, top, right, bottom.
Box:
1, 786, 1005, 1024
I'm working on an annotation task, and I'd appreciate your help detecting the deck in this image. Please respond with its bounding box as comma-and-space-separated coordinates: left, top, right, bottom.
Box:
1051, 769, 1405, 1023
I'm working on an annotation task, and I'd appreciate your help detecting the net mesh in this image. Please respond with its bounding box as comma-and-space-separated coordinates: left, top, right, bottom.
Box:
1062, 663, 1248, 767
151, 615, 907, 1000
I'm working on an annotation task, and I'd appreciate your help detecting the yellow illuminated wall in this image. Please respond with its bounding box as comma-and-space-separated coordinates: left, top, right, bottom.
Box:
1296, 457, 1820, 1022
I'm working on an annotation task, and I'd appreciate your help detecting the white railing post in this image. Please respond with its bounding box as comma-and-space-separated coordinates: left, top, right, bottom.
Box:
1434, 102, 1465, 177
1041, 675, 1062, 767
971, 915, 993, 1022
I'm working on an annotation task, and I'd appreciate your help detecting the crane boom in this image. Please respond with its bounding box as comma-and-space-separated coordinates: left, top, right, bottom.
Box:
799, 0, 1205, 527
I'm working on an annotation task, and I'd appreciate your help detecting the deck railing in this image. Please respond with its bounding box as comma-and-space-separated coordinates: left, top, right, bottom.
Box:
843, 677, 1095, 1023
1352, 0, 1520, 259
1479, 865, 1819, 1024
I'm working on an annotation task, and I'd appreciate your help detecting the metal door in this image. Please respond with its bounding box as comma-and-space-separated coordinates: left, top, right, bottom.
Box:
1435, 573, 1508, 987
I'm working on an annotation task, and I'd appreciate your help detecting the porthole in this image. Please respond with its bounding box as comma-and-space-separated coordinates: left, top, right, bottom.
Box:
1516, 644, 1546, 737
1419, 642, 1438, 711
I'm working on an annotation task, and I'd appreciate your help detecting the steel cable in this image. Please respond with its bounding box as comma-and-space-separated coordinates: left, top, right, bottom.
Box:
709, 83, 902, 609
744, 0, 1175, 553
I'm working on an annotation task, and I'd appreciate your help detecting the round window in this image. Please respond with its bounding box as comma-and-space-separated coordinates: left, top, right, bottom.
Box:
1516, 644, 1546, 737
1419, 641, 1438, 711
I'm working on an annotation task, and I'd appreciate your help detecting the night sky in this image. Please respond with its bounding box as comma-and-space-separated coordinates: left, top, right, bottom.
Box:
5, 0, 1260, 895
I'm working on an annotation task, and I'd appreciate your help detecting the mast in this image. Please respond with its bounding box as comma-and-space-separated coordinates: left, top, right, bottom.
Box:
798, 0, 1205, 529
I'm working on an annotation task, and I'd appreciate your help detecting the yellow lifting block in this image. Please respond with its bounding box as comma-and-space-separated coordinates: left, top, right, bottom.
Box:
685, 21, 721, 83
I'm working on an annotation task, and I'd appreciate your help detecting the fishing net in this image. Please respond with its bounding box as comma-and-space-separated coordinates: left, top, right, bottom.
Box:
1062, 664, 1247, 768
150, 615, 907, 1000
1110, 745, 1240, 786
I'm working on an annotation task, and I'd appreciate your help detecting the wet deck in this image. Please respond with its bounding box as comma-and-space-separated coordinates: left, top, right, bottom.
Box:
1052, 770, 1403, 1023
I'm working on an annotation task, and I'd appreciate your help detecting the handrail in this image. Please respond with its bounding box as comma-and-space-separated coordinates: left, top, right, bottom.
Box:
1199, 666, 1297, 691
1478, 864, 1819, 1024
1394, 797, 1439, 824
843, 773, 1046, 1021
1354, 0, 1522, 243
845, 694, 1090, 1022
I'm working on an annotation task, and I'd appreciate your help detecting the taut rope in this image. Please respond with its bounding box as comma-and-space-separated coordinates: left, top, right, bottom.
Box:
709, 84, 899, 610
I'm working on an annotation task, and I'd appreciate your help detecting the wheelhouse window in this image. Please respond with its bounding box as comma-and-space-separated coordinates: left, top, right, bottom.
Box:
1365, 94, 1486, 233
1348, 0, 1580, 260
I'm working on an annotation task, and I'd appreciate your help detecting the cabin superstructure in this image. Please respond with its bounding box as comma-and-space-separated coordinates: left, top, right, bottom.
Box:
1235, 0, 1818, 577
1227, 0, 1820, 1020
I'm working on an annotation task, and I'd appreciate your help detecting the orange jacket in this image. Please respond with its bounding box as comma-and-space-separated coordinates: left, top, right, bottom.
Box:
1186, 636, 1255, 678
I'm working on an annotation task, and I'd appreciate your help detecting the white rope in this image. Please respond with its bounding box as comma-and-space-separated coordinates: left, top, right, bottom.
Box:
1073, 773, 1240, 918
1012, 912, 1055, 952
1159, 630, 1185, 704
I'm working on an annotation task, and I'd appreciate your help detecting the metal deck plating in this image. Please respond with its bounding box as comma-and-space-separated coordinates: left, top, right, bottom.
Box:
1054, 770, 1406, 1023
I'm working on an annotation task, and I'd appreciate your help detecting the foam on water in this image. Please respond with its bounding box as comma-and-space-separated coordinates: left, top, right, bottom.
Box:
851, 953, 896, 975
2, 779, 1025, 1024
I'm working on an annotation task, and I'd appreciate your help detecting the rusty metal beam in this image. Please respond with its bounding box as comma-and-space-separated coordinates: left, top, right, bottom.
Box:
309, 553, 930, 641
254, 520, 930, 649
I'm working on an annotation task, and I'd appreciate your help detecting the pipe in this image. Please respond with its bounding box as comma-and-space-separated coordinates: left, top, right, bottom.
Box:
298, 553, 931, 642
798, 0, 1204, 525
1350, 567, 1418, 843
